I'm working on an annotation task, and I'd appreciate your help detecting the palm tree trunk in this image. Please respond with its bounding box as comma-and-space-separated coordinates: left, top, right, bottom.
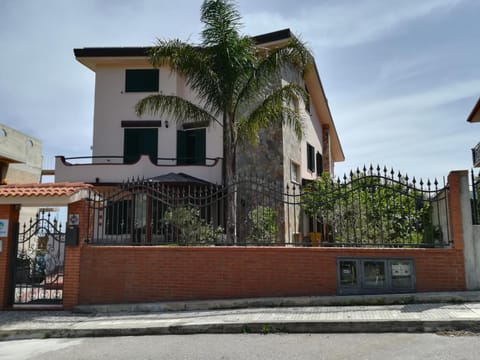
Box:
223, 113, 237, 244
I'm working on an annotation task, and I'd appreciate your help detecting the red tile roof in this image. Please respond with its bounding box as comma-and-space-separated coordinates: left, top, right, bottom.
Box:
0, 182, 93, 198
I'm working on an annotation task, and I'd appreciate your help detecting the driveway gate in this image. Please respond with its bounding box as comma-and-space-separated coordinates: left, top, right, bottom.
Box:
9, 211, 65, 305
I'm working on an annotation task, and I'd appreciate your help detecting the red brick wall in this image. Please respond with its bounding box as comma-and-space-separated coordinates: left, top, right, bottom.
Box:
0, 205, 20, 309
448, 170, 467, 250
77, 246, 465, 305
63, 200, 89, 309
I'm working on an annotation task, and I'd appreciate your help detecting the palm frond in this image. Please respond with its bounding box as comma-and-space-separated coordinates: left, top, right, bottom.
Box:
135, 94, 218, 125
201, 0, 242, 47
238, 83, 306, 144
148, 39, 224, 117
234, 36, 312, 118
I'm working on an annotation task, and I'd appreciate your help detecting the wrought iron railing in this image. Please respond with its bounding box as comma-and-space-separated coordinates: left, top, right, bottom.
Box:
59, 155, 221, 166
302, 166, 449, 248
85, 166, 451, 248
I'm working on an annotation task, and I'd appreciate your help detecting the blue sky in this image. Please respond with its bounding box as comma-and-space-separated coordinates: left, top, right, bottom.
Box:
0, 0, 478, 182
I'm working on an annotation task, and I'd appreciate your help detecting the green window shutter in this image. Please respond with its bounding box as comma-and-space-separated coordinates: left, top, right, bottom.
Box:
307, 143, 315, 172
193, 129, 206, 165
177, 130, 187, 165
124, 129, 140, 164
125, 69, 159, 92
124, 128, 158, 164
177, 129, 206, 165
316, 152, 323, 175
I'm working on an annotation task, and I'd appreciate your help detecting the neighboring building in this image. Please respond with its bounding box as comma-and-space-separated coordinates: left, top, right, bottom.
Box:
467, 98, 480, 167
0, 124, 42, 184
55, 29, 344, 187
0, 124, 46, 225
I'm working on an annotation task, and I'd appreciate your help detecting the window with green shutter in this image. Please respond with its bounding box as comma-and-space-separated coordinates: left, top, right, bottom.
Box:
125, 69, 159, 92
177, 128, 206, 165
316, 152, 323, 175
307, 143, 315, 172
123, 128, 158, 164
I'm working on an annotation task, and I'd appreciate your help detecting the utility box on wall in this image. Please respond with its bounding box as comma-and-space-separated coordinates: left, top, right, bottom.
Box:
336, 257, 416, 295
65, 226, 79, 246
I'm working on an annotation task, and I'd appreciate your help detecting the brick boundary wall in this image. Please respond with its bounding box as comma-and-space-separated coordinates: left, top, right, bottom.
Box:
0, 171, 468, 310
75, 246, 465, 306
0, 205, 19, 309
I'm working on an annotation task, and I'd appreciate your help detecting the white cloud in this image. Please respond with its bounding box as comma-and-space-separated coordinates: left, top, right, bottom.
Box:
244, 0, 464, 47
338, 78, 480, 124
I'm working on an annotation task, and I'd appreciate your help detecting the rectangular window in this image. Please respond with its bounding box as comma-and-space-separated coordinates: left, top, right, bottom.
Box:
290, 161, 300, 183
307, 143, 315, 172
105, 200, 132, 235
125, 69, 159, 92
316, 152, 323, 176
177, 128, 206, 165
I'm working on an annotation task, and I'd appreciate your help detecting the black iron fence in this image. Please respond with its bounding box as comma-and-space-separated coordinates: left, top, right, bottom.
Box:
472, 169, 480, 225
302, 167, 449, 248
11, 211, 65, 305
85, 166, 451, 248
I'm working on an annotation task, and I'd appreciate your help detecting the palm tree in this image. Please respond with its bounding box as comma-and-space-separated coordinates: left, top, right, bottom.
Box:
135, 0, 312, 243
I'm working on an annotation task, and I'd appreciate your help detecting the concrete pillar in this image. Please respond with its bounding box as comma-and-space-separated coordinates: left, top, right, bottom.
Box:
450, 170, 480, 290
63, 200, 89, 310
0, 204, 20, 310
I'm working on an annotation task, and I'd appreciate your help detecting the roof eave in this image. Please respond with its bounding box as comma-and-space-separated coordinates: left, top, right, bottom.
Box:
467, 98, 480, 123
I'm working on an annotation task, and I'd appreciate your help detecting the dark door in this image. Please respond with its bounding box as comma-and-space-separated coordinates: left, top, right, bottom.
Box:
124, 128, 158, 164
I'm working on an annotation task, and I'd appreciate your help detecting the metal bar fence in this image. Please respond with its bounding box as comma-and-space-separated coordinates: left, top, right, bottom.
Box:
85, 167, 451, 248
472, 169, 480, 225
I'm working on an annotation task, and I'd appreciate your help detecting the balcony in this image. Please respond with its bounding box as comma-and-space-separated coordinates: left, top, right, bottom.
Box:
473, 142, 480, 168
55, 155, 223, 184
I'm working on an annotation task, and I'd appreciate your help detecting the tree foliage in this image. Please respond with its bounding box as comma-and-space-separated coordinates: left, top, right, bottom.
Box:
163, 207, 223, 245
135, 0, 312, 242
302, 173, 441, 247
246, 206, 278, 245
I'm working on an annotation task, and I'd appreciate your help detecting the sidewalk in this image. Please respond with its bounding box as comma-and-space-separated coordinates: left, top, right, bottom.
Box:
1, 292, 480, 340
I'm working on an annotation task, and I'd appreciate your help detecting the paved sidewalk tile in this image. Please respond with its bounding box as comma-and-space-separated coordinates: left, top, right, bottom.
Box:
1, 301, 480, 339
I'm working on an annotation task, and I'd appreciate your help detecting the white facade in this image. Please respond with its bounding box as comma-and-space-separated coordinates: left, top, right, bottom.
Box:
55, 30, 344, 186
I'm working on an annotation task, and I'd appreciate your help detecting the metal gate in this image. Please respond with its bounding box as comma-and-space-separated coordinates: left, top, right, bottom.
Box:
9, 211, 65, 306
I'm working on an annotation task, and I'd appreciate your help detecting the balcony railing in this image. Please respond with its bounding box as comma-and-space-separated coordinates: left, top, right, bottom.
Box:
473, 142, 480, 167
55, 155, 223, 184
60, 155, 221, 166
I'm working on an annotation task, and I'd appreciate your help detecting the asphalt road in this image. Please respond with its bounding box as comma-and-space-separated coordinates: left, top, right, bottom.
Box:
1, 333, 479, 360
